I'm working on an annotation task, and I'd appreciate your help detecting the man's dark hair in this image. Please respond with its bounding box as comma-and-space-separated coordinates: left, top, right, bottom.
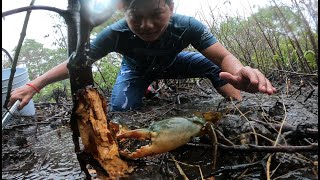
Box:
121, 0, 173, 8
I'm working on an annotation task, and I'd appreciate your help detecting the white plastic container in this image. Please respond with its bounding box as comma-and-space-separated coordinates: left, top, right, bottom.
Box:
2, 68, 36, 116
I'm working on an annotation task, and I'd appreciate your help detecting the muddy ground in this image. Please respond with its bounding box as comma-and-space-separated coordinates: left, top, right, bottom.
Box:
2, 77, 318, 179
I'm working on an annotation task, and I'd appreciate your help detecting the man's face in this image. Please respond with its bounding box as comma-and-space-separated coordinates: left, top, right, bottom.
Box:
124, 0, 174, 42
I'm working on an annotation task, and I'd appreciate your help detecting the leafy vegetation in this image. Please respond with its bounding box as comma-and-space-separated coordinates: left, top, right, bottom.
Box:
204, 1, 318, 76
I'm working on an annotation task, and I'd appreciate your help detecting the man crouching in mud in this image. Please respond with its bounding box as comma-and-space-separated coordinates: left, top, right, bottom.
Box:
8, 0, 276, 112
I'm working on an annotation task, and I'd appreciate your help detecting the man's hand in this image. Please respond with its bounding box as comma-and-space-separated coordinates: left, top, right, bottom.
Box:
219, 66, 277, 95
8, 85, 37, 110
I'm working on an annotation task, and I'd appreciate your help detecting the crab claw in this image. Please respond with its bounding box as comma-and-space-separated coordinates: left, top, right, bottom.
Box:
116, 117, 206, 159
116, 129, 158, 159
116, 129, 153, 140
119, 143, 161, 159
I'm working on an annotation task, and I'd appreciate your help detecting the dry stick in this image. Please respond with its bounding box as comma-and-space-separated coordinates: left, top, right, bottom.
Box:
169, 156, 204, 180
244, 132, 276, 145
204, 159, 263, 178
4, 122, 51, 130
304, 89, 315, 103
3, 0, 36, 109
285, 77, 290, 96
249, 117, 288, 146
273, 167, 311, 180
161, 103, 177, 116
44, 110, 68, 122
250, 118, 318, 141
217, 143, 318, 153
249, 118, 295, 132
2, 5, 67, 18
267, 92, 288, 180
260, 66, 318, 77
2, 48, 14, 64
214, 129, 235, 146
186, 142, 318, 153
170, 155, 189, 180
230, 99, 258, 145
270, 162, 282, 178
207, 123, 218, 171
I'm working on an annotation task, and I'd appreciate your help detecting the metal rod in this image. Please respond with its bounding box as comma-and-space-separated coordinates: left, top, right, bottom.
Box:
2, 100, 21, 130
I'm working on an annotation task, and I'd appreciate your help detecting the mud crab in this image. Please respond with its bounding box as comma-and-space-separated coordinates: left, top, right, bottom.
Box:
116, 112, 221, 159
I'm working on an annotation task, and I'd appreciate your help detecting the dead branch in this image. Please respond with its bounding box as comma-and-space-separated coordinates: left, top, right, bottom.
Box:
304, 89, 315, 102
2, 5, 68, 18
214, 129, 235, 146
203, 160, 264, 179
218, 143, 318, 153
2, 48, 13, 63
186, 143, 318, 153
249, 119, 318, 139
3, 0, 35, 109
231, 99, 258, 145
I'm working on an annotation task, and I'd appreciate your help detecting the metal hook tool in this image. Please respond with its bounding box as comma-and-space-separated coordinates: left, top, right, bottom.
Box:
2, 100, 21, 130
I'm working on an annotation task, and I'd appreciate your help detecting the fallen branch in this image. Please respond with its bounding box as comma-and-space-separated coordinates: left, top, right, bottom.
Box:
3, 0, 35, 109
169, 155, 204, 180
186, 143, 318, 153
218, 143, 318, 153
202, 160, 264, 179
250, 119, 318, 138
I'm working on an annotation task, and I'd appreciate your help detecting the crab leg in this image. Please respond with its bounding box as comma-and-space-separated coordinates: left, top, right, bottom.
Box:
116, 129, 152, 140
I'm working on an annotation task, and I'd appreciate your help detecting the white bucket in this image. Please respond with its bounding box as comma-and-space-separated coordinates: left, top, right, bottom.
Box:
2, 68, 36, 116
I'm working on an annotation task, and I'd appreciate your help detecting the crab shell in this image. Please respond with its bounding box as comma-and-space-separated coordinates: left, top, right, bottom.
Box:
116, 116, 206, 159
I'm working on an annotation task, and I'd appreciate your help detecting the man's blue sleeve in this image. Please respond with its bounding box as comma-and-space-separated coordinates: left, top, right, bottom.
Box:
188, 17, 218, 51
88, 26, 117, 61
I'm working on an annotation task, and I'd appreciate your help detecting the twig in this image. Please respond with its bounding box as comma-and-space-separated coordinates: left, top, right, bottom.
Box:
218, 143, 318, 153
169, 156, 204, 180
244, 132, 276, 145
44, 110, 68, 122
270, 162, 282, 178
3, 0, 35, 109
170, 155, 189, 180
214, 129, 235, 146
262, 66, 318, 77
205, 123, 218, 171
273, 167, 311, 180
186, 143, 318, 153
230, 98, 258, 145
2, 5, 68, 19
177, 94, 181, 104
2, 48, 14, 63
196, 79, 212, 95
3, 122, 45, 130
285, 77, 290, 96
267, 92, 288, 180
249, 118, 295, 132
304, 89, 315, 102
204, 160, 263, 178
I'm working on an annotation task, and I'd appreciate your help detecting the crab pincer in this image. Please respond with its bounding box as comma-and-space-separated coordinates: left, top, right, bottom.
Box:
116, 117, 207, 159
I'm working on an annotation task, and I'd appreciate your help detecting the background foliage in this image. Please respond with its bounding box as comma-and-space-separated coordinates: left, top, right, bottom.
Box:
2, 0, 318, 103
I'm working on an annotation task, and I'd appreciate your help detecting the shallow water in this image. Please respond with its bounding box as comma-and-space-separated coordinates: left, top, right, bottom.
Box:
2, 126, 85, 179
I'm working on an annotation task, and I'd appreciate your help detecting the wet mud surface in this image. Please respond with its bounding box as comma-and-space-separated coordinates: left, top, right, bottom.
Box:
2, 79, 318, 179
